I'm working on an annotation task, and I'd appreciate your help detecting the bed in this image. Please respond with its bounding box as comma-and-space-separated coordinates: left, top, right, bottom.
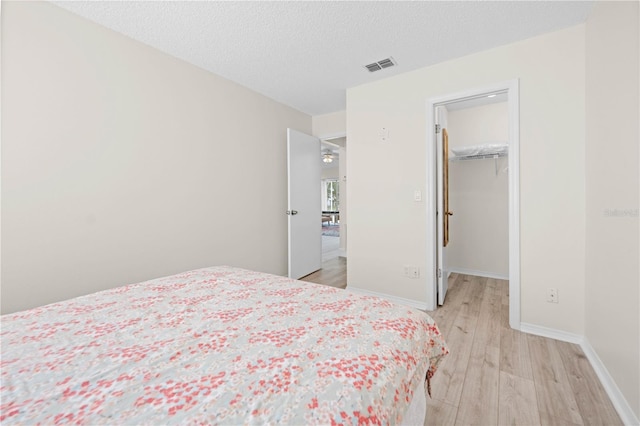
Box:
1, 266, 448, 424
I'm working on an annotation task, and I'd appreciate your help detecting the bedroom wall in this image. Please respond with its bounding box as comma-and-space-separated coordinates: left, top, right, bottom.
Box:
1, 1, 311, 314
446, 102, 509, 278
312, 110, 346, 138
347, 24, 586, 334
585, 1, 639, 419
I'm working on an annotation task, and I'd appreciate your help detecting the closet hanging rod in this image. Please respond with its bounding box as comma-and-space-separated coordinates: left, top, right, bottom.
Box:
450, 152, 508, 161
450, 152, 507, 176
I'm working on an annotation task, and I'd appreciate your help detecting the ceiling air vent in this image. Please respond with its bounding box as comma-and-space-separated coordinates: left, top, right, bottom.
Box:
365, 63, 382, 72
364, 57, 396, 73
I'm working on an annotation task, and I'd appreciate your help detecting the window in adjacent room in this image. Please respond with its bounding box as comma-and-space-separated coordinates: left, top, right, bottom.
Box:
321, 179, 339, 211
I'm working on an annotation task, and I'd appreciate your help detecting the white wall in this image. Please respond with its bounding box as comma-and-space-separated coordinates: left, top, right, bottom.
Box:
446, 103, 509, 278
585, 1, 639, 419
1, 1, 311, 314
321, 166, 339, 180
312, 110, 346, 139
347, 25, 586, 334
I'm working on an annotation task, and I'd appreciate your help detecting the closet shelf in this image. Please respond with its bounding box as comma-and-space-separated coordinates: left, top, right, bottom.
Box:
449, 143, 509, 176
449, 143, 508, 161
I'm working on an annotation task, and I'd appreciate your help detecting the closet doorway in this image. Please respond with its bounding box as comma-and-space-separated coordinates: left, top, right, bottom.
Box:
426, 80, 521, 330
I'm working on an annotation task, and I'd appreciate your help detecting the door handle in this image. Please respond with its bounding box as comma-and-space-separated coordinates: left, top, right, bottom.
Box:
286, 210, 299, 215
446, 211, 454, 216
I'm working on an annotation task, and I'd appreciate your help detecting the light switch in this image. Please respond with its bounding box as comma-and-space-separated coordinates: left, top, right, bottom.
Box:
414, 190, 422, 202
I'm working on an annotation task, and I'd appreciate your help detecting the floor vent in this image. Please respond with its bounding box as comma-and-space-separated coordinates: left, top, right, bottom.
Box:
364, 57, 396, 72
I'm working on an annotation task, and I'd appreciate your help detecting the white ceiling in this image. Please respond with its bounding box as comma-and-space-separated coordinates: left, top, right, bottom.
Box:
52, 1, 594, 116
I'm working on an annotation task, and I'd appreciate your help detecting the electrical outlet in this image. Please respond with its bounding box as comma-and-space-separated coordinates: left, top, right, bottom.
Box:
547, 288, 558, 303
404, 266, 420, 279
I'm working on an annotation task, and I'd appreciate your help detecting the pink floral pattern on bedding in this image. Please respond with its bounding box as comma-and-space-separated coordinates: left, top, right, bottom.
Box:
1, 266, 448, 425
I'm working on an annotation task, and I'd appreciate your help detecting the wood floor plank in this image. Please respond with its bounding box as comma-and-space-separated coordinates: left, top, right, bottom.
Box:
498, 371, 540, 426
425, 398, 458, 426
534, 378, 585, 426
455, 277, 501, 425
500, 327, 533, 380
528, 334, 569, 382
430, 276, 485, 407
427, 274, 464, 327
427, 273, 475, 340
497, 277, 534, 381
300, 257, 346, 289
472, 278, 502, 349
555, 341, 622, 425
499, 280, 511, 329
455, 345, 500, 425
528, 334, 584, 425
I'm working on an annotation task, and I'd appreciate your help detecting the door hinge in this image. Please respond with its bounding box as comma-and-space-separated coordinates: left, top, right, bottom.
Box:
435, 124, 441, 134
438, 268, 442, 278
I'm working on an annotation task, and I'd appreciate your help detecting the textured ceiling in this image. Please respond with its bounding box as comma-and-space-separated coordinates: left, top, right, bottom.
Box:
52, 1, 594, 116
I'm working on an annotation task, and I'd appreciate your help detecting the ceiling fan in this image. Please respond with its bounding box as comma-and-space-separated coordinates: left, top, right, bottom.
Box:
322, 150, 334, 163
321, 140, 341, 163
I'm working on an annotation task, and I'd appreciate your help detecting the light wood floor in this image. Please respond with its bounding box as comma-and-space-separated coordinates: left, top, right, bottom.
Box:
425, 273, 622, 426
299, 257, 347, 289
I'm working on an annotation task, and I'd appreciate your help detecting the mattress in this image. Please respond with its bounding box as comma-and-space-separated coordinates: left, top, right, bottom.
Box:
1, 266, 448, 424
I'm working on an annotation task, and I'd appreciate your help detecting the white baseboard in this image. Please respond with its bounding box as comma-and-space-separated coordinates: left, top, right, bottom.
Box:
520, 322, 584, 344
580, 338, 640, 426
338, 248, 347, 258
520, 322, 639, 425
346, 286, 427, 311
447, 267, 508, 280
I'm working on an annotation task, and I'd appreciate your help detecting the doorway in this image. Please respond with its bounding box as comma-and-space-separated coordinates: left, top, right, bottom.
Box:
426, 80, 520, 330
320, 139, 342, 262
319, 136, 347, 260
299, 135, 347, 289
287, 130, 347, 288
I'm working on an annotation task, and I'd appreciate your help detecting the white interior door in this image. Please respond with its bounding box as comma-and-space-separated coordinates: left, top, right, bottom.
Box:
287, 128, 322, 279
436, 106, 449, 305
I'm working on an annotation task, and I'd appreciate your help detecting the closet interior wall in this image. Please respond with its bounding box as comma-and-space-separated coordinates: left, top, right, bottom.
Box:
446, 102, 509, 279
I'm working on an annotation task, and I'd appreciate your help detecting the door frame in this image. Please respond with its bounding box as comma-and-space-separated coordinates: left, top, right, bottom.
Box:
425, 79, 521, 330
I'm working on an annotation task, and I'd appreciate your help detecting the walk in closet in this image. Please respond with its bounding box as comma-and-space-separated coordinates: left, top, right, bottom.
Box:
445, 100, 509, 280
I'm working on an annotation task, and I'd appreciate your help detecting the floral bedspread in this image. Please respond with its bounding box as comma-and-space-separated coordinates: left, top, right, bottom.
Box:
1, 266, 448, 425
